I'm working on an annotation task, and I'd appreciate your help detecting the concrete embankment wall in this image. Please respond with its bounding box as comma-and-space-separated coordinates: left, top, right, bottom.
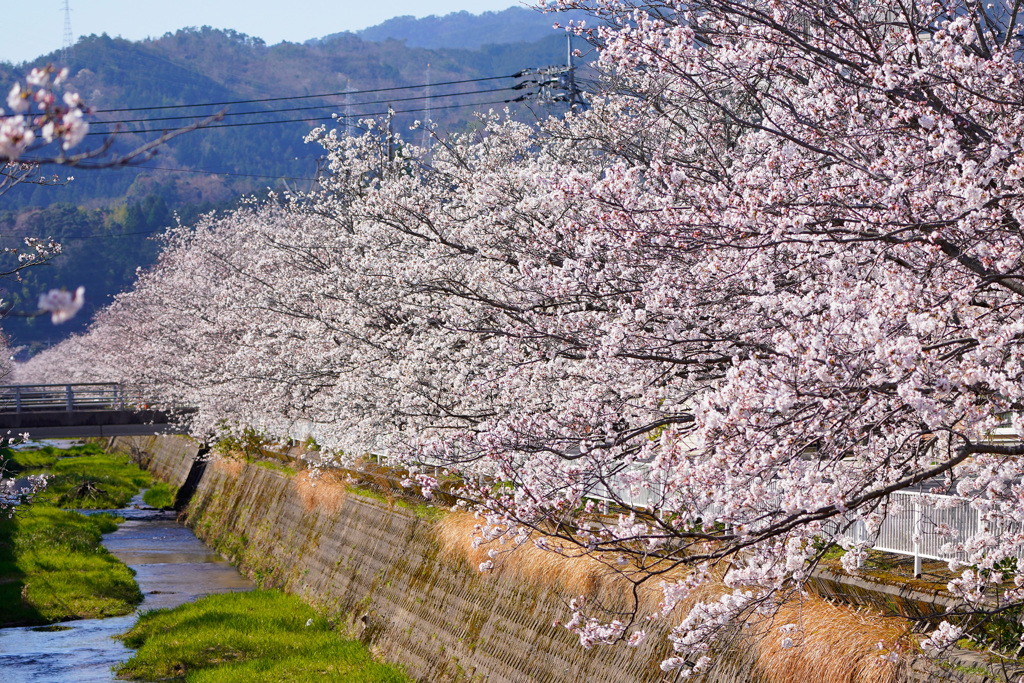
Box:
121, 436, 1007, 683
117, 436, 759, 683
190, 462, 765, 683
109, 435, 199, 489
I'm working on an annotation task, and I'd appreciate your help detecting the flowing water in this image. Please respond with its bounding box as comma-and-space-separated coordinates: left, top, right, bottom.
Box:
0, 496, 253, 683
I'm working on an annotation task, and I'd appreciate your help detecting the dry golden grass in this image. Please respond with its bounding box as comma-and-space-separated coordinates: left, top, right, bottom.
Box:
434, 512, 646, 605
751, 596, 909, 683
208, 455, 245, 478
433, 512, 909, 682
368, 473, 397, 502
433, 513, 730, 618
294, 470, 349, 515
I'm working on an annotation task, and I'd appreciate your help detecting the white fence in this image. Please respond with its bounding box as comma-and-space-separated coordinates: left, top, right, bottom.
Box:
373, 455, 1001, 577
864, 490, 1002, 575
590, 469, 1012, 577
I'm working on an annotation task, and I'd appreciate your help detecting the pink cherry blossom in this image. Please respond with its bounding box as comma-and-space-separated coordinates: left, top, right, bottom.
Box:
38, 286, 84, 324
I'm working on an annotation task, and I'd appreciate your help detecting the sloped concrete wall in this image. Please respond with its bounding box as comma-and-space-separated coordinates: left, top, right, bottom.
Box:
109, 435, 199, 489
182, 461, 755, 683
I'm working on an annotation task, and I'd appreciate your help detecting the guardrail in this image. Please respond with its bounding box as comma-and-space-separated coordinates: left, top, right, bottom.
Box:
862, 490, 1004, 575
362, 455, 1005, 576
593, 472, 1011, 577
0, 383, 134, 413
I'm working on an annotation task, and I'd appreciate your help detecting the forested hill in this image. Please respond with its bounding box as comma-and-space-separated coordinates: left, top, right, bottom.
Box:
0, 13, 592, 354
0, 25, 581, 212
345, 7, 590, 50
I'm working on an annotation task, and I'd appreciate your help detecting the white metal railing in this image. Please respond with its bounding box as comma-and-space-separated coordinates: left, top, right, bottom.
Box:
591, 472, 1018, 576
862, 490, 1006, 575
0, 383, 135, 413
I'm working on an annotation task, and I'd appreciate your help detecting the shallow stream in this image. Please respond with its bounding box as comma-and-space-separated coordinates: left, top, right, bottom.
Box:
0, 496, 253, 682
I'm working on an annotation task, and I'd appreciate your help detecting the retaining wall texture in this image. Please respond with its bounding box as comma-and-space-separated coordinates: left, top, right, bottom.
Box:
185, 461, 763, 683
132, 438, 1009, 683
109, 435, 198, 489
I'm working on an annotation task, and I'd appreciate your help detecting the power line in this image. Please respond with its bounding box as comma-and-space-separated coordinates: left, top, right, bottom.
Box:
62, 227, 170, 240
92, 86, 519, 126
128, 164, 318, 181
85, 96, 529, 137
94, 74, 524, 113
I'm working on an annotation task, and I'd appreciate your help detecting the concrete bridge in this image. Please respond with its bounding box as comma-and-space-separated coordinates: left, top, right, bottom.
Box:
0, 383, 190, 438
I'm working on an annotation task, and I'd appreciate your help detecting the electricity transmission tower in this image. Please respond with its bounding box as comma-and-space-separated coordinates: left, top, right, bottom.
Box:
344, 81, 354, 137
61, 0, 74, 62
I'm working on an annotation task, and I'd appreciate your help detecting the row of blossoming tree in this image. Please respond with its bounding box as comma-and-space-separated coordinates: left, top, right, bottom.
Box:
16, 0, 1024, 674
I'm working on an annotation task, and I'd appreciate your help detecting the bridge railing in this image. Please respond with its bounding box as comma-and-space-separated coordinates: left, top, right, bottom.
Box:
0, 383, 132, 413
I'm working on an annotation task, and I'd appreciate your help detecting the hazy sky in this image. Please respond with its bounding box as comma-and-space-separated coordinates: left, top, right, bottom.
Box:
4, 1, 526, 65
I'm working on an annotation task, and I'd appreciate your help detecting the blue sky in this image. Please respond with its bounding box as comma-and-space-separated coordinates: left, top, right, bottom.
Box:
5, 1, 526, 65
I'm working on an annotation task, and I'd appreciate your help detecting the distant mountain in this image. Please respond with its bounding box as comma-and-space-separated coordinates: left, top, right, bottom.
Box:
0, 25, 587, 214
313, 7, 591, 51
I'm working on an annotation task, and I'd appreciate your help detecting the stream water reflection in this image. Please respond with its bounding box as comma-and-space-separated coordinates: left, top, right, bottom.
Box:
0, 498, 253, 683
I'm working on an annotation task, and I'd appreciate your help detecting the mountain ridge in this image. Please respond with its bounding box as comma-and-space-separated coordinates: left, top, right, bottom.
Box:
315, 7, 588, 51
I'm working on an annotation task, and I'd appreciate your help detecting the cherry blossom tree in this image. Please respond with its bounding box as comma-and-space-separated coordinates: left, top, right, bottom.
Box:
21, 0, 1024, 673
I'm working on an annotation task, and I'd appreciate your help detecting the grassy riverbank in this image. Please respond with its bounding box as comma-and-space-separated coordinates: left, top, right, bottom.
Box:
0, 443, 150, 627
41, 451, 154, 509
117, 590, 410, 682
142, 482, 177, 509
0, 507, 142, 626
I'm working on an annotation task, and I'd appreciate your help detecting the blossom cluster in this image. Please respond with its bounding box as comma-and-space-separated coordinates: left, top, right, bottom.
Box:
0, 473, 47, 517
1, 65, 90, 161
37, 286, 85, 324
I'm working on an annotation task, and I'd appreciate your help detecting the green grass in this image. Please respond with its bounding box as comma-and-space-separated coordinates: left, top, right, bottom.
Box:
250, 459, 296, 477
142, 482, 178, 509
117, 590, 410, 682
40, 452, 153, 509
1, 448, 58, 474
0, 441, 147, 626
0, 442, 105, 475
938, 659, 992, 677
0, 506, 141, 626
348, 484, 446, 521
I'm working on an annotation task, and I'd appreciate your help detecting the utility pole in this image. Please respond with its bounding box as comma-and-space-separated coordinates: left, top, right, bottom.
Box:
521, 34, 587, 110
563, 34, 586, 109
61, 0, 74, 63
565, 34, 581, 107
344, 80, 354, 137
421, 63, 432, 152
384, 105, 395, 172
